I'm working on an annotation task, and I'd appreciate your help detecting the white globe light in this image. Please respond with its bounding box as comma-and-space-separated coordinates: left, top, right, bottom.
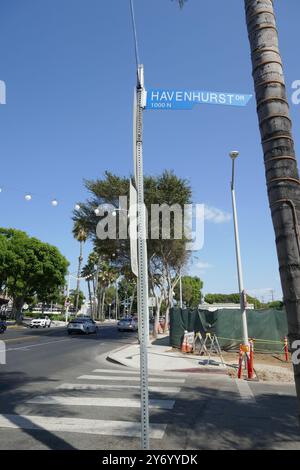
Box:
112, 211, 117, 217
75, 204, 81, 211
229, 151, 239, 160
51, 199, 58, 207
94, 208, 100, 215
25, 194, 32, 201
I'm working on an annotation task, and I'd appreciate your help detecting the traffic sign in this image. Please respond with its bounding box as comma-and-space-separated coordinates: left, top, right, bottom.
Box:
146, 89, 252, 110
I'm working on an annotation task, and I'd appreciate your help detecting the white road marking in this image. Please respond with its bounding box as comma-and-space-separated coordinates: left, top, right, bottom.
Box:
56, 383, 181, 393
77, 375, 185, 383
6, 339, 70, 352
235, 379, 256, 403
26, 396, 175, 409
0, 414, 167, 439
92, 368, 188, 378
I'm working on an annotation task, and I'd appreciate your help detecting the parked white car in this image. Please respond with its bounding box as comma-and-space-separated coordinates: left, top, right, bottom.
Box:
30, 316, 51, 328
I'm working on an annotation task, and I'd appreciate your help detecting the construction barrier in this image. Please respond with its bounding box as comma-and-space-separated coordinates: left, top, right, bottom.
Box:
170, 307, 288, 353
181, 331, 194, 353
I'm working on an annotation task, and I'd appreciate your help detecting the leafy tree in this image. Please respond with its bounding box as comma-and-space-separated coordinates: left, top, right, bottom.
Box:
174, 275, 203, 308
69, 289, 85, 311
0, 228, 69, 323
118, 275, 137, 315
204, 293, 262, 309
267, 301, 284, 311
73, 171, 192, 332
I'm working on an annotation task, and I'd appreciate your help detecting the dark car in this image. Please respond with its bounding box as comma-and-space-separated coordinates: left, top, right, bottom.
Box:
0, 320, 7, 334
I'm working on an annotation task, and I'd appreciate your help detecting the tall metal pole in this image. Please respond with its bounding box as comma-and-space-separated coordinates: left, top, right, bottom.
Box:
230, 151, 249, 346
179, 268, 183, 308
135, 64, 150, 449
65, 273, 70, 324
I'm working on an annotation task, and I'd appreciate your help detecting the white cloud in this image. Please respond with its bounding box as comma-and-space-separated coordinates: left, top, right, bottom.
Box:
196, 261, 213, 270
204, 205, 231, 224
189, 260, 213, 275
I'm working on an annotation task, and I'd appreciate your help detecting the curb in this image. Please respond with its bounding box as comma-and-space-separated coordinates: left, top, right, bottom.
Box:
105, 342, 139, 367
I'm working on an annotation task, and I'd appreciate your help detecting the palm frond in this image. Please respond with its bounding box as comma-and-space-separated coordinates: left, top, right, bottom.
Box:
173, 0, 187, 8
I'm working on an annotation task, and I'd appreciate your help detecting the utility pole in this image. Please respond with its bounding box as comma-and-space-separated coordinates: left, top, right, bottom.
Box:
229, 151, 249, 347
134, 64, 150, 450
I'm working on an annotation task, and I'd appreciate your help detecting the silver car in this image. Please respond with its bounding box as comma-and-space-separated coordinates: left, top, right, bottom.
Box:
67, 318, 97, 335
117, 316, 138, 332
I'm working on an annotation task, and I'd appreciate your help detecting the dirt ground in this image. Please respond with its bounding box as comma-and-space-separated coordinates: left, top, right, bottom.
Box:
223, 351, 295, 383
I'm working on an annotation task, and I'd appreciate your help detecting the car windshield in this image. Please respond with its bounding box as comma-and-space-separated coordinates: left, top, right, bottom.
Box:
70, 319, 86, 324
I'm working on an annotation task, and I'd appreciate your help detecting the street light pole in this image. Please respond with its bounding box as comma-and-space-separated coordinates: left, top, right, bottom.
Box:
179, 267, 183, 309
65, 272, 71, 324
229, 151, 249, 347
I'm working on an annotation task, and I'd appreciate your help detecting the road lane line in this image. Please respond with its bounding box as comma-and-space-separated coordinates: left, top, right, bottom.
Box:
77, 375, 185, 383
26, 396, 175, 409
56, 383, 181, 393
3, 335, 38, 344
0, 414, 167, 439
6, 339, 70, 352
92, 368, 188, 378
235, 379, 256, 403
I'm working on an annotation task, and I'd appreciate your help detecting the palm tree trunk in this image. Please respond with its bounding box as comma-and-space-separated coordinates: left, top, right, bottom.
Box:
101, 290, 106, 321
245, 0, 300, 415
75, 241, 83, 312
87, 280, 92, 317
129, 284, 137, 315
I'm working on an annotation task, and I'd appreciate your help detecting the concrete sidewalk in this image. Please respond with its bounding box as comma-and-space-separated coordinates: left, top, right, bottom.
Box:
107, 334, 227, 373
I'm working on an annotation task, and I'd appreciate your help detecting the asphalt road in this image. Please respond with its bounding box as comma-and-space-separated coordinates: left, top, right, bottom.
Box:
0, 323, 300, 450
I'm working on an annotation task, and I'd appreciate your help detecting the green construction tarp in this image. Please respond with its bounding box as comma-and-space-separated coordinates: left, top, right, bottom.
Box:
170, 307, 288, 352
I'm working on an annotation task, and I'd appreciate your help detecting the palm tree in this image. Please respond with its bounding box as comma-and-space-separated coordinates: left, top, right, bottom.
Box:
244, 0, 300, 413
81, 261, 94, 316
72, 221, 88, 313
176, 0, 300, 410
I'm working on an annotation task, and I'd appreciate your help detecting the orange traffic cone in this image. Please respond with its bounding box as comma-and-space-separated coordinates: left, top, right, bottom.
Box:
248, 340, 254, 379
186, 339, 193, 353
284, 336, 289, 362
237, 345, 243, 379
181, 335, 187, 353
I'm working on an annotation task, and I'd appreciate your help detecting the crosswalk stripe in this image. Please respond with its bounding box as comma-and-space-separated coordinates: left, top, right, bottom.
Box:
92, 368, 187, 378
56, 383, 181, 393
235, 379, 256, 403
0, 414, 167, 439
26, 396, 175, 409
77, 375, 185, 383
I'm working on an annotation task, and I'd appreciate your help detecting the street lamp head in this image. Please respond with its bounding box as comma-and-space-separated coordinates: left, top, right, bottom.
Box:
229, 151, 239, 160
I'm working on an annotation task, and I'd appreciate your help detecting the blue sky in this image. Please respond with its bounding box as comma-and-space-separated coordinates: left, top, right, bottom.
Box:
0, 0, 299, 301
